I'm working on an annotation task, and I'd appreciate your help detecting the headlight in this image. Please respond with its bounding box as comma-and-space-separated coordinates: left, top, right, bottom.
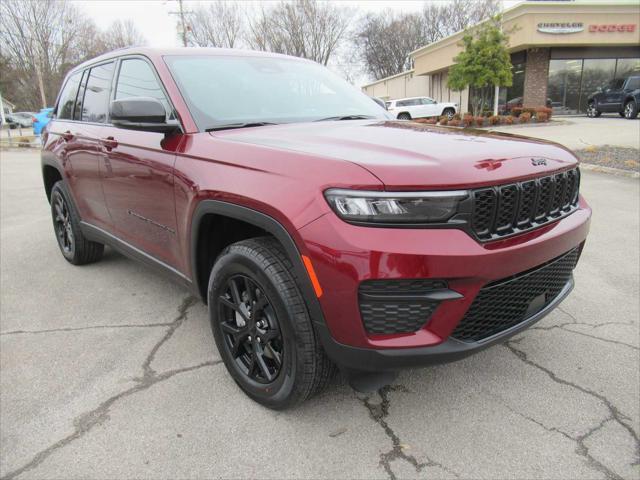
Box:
324, 189, 468, 224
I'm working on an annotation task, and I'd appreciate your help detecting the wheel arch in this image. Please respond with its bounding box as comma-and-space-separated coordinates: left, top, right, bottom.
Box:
42, 161, 63, 202
190, 200, 327, 328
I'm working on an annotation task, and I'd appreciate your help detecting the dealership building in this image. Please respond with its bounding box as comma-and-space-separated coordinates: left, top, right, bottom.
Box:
362, 1, 640, 115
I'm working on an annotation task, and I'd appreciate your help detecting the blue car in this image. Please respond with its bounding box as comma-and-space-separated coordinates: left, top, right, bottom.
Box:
33, 107, 54, 136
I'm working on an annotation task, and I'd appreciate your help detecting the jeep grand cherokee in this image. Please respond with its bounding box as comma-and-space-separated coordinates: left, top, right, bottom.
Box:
42, 48, 591, 409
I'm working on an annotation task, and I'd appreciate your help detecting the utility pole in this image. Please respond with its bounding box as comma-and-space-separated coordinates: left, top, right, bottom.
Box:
169, 0, 190, 47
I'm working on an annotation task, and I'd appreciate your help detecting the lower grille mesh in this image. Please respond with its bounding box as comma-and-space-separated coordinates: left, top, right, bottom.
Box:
359, 279, 445, 334
452, 248, 579, 342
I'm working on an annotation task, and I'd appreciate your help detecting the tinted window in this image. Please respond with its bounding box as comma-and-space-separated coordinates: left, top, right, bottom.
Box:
82, 62, 114, 123
57, 72, 83, 119
73, 70, 87, 121
609, 78, 625, 90
115, 59, 171, 118
626, 77, 640, 90
421, 98, 436, 105
405, 99, 420, 106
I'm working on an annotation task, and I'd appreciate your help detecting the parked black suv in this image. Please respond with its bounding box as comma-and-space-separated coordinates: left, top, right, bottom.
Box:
586, 75, 640, 119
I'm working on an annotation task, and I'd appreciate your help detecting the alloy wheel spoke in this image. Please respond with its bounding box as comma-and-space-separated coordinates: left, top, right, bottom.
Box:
229, 278, 243, 305
254, 344, 274, 381
243, 276, 254, 304
265, 343, 282, 368
219, 295, 240, 313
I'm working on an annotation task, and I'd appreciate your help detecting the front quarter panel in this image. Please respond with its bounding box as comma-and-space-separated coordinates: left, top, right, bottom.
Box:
173, 131, 384, 279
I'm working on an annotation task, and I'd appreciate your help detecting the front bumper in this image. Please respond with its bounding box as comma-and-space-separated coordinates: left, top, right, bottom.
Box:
298, 197, 591, 357
315, 277, 573, 371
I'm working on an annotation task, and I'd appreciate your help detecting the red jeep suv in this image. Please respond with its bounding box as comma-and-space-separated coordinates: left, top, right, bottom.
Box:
42, 48, 591, 409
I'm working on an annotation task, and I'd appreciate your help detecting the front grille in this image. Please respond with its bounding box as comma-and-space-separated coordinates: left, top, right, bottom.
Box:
451, 248, 579, 342
471, 168, 580, 240
359, 279, 445, 334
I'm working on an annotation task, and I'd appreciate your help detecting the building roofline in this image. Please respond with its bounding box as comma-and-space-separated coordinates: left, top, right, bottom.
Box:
409, 0, 640, 58
361, 69, 415, 89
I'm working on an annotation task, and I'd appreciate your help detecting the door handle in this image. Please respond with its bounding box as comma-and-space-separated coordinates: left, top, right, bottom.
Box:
62, 131, 73, 142
101, 136, 118, 150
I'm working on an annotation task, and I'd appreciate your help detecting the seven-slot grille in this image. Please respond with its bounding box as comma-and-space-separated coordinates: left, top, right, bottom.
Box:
451, 247, 579, 342
471, 168, 580, 240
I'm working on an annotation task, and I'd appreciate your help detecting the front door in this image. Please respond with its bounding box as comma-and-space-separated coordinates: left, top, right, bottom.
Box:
602, 79, 625, 111
101, 57, 184, 271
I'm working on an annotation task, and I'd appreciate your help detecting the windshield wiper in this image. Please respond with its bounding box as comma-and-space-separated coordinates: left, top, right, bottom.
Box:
314, 115, 376, 122
205, 122, 278, 132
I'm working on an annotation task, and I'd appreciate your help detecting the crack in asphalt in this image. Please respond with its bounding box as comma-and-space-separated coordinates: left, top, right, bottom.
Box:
501, 402, 623, 479
359, 385, 459, 480
1, 295, 222, 480
527, 308, 639, 351
505, 340, 640, 469
0, 323, 176, 336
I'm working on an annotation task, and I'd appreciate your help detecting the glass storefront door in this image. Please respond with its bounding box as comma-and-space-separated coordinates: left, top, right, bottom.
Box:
579, 59, 617, 112
547, 57, 640, 115
548, 59, 583, 115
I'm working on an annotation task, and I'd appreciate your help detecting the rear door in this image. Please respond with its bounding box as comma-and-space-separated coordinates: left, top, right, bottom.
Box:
100, 56, 184, 271
50, 63, 115, 230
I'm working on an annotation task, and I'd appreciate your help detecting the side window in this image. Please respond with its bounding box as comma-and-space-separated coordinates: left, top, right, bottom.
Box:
421, 98, 436, 105
82, 62, 115, 123
73, 70, 87, 121
57, 72, 82, 120
406, 99, 420, 106
115, 59, 172, 119
626, 77, 640, 90
396, 100, 407, 107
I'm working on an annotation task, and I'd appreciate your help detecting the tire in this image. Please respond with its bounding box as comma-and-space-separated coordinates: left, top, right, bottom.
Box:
208, 237, 336, 409
50, 181, 104, 265
442, 108, 455, 120
586, 102, 601, 118
397, 112, 411, 120
623, 100, 638, 119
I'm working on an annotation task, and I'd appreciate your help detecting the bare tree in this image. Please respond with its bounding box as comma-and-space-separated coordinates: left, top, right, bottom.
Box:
100, 19, 146, 51
355, 0, 501, 81
187, 1, 243, 48
438, 0, 501, 36
245, 0, 351, 66
0, 0, 101, 109
354, 11, 426, 81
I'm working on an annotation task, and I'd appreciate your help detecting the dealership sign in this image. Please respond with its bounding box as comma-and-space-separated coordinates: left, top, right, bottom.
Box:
589, 24, 637, 33
537, 22, 584, 34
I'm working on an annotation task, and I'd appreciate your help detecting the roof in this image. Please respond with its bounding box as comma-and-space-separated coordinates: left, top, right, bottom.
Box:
361, 69, 415, 89
70, 47, 312, 75
388, 96, 429, 102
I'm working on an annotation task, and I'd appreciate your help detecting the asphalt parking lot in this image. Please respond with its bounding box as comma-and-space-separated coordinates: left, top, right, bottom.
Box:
1, 149, 639, 480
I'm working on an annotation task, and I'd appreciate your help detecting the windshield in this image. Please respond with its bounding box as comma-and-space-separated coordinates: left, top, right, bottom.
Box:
164, 55, 389, 130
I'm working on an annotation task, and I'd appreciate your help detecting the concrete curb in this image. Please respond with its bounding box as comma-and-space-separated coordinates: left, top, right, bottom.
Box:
580, 162, 640, 179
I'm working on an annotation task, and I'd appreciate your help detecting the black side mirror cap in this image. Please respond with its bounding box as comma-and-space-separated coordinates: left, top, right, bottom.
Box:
110, 97, 180, 134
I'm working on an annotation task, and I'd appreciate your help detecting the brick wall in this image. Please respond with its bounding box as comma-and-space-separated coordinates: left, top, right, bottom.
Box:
523, 48, 550, 108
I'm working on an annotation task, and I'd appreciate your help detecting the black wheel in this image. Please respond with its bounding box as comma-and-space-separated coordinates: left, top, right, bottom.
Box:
397, 112, 411, 120
50, 181, 104, 265
208, 237, 335, 409
623, 100, 638, 119
586, 102, 601, 118
442, 108, 455, 120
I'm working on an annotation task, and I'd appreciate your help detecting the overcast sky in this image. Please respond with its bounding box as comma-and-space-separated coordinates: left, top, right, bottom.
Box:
70, 0, 524, 85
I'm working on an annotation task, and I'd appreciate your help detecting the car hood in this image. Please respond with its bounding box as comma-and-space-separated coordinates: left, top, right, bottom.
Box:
213, 120, 579, 189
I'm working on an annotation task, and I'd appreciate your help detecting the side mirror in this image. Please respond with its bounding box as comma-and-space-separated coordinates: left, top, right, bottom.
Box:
110, 97, 179, 134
